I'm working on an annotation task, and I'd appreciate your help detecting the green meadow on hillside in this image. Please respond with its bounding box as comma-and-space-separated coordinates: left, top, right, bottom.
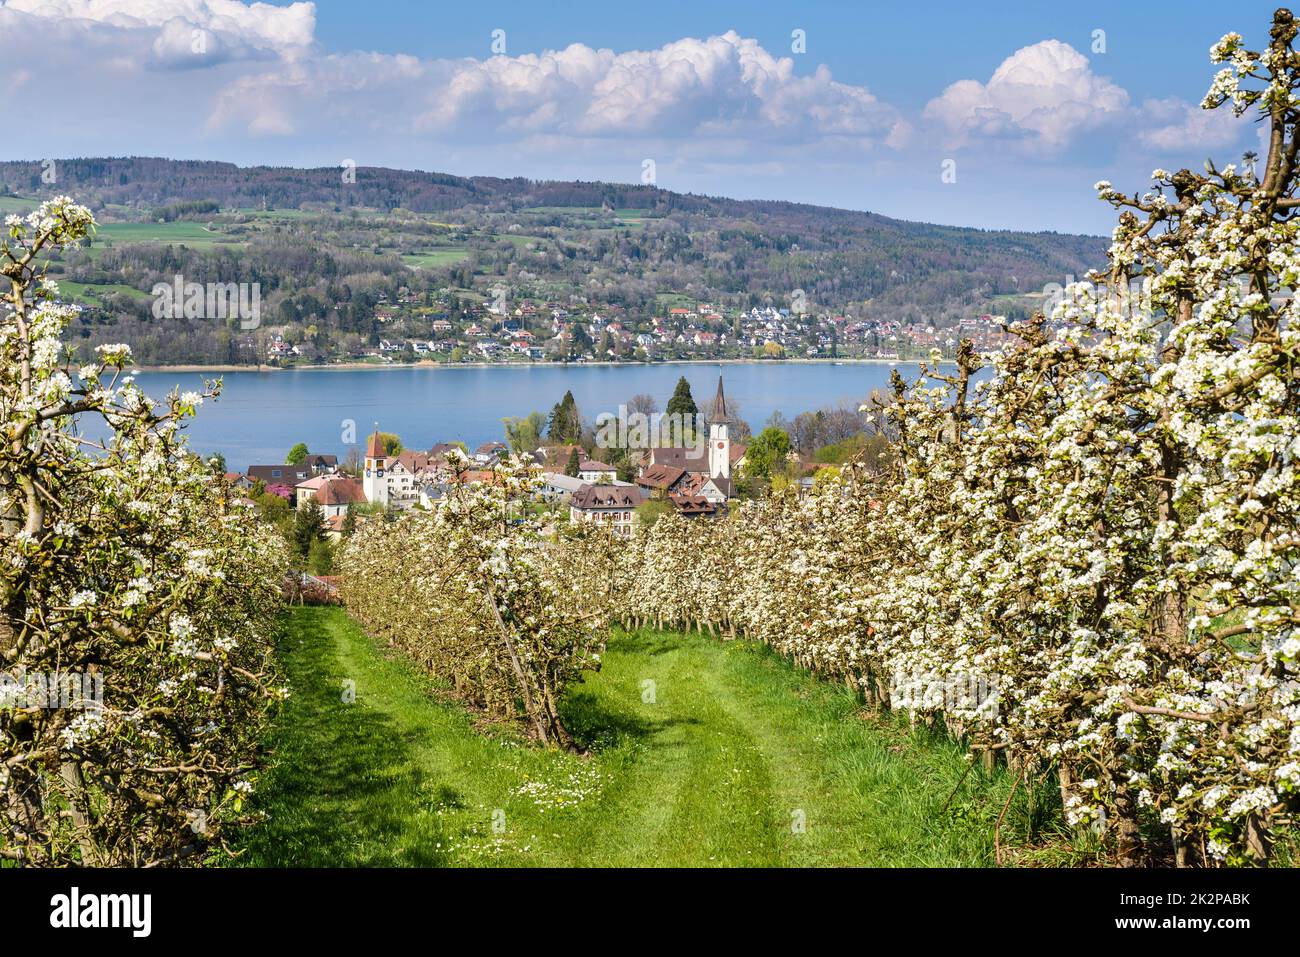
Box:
95, 221, 244, 249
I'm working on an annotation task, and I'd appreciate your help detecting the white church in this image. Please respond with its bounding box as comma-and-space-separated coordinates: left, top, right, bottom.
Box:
636, 375, 741, 506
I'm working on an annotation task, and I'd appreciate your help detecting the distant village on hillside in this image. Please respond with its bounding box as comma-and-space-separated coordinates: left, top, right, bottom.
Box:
255, 294, 1017, 367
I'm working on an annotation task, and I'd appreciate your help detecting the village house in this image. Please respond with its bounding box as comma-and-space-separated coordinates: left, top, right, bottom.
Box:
537, 444, 581, 470
637, 463, 688, 496
246, 463, 312, 487
577, 457, 617, 483
668, 493, 722, 518
295, 475, 366, 517
428, 442, 463, 462
569, 484, 646, 538
636, 463, 728, 507
474, 441, 508, 464
539, 471, 585, 504
303, 453, 338, 475
361, 433, 475, 506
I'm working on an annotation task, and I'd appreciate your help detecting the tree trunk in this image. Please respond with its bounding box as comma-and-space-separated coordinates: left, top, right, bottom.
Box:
1112, 786, 1146, 867
1172, 825, 1195, 868
1245, 812, 1271, 866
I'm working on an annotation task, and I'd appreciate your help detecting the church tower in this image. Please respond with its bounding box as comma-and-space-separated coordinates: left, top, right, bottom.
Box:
363, 427, 388, 505
708, 375, 731, 480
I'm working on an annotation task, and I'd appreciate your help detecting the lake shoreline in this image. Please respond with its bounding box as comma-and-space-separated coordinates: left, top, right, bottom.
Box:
132, 357, 915, 373
124, 361, 939, 465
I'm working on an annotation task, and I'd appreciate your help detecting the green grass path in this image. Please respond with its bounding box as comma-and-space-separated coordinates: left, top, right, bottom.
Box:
233, 607, 1016, 867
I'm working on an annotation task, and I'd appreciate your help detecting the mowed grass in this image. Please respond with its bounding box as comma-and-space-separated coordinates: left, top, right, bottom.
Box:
95, 221, 243, 249
233, 607, 1021, 867
402, 247, 471, 268
56, 279, 150, 303
0, 195, 38, 214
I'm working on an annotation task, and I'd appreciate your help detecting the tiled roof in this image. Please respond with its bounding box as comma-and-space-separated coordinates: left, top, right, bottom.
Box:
670, 493, 721, 516
571, 485, 646, 510
646, 446, 709, 471
637, 464, 686, 490
451, 469, 503, 486
544, 444, 583, 464
316, 479, 366, 506
247, 464, 311, 484
392, 450, 432, 473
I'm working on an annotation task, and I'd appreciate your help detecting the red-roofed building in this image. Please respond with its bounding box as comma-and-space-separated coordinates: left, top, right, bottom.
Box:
569, 484, 646, 538
296, 476, 366, 517
636, 463, 687, 495
668, 493, 721, 518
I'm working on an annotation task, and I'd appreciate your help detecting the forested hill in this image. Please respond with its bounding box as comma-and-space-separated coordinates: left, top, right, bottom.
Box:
0, 157, 1105, 297
0, 157, 1108, 365
2, 155, 1088, 232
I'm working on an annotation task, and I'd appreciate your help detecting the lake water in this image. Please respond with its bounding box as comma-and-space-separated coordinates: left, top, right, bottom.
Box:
126, 362, 927, 471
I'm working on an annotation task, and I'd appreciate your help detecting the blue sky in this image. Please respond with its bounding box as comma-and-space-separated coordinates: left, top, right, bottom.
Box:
0, 0, 1284, 233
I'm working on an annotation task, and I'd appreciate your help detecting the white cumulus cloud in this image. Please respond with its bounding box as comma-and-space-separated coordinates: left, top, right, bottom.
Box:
2, 0, 316, 66
1136, 96, 1249, 152
924, 40, 1129, 149
209, 31, 906, 145
0, 2, 1260, 230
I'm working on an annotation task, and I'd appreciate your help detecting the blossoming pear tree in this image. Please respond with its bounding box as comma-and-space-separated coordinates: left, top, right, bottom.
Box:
1, 198, 287, 865
583, 11, 1300, 866
325, 10, 1300, 867
338, 452, 615, 746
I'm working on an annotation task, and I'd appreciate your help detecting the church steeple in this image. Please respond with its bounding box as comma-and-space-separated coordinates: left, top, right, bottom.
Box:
708, 375, 731, 482
711, 374, 731, 425
363, 424, 389, 505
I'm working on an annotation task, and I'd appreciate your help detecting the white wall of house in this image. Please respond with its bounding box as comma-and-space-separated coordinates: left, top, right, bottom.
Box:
693, 478, 728, 505
569, 505, 636, 538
